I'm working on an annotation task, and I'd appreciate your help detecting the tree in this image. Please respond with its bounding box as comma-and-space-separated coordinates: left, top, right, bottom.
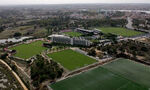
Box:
46, 26, 52, 35
132, 50, 137, 59
31, 55, 64, 87
0, 53, 8, 59
34, 25, 37, 30
88, 49, 96, 56
0, 26, 4, 33
104, 33, 117, 43
13, 32, 22, 37
141, 47, 148, 52
11, 64, 17, 71
11, 50, 16, 53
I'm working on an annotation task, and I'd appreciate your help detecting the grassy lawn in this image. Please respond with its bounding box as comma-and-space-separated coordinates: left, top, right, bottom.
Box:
47, 49, 97, 70
98, 27, 144, 37
10, 41, 47, 59
50, 58, 150, 90
50, 67, 146, 90
64, 32, 82, 37
103, 58, 150, 88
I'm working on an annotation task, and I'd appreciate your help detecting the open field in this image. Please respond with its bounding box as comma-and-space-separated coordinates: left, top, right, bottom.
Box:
64, 31, 82, 37
98, 27, 144, 37
0, 26, 33, 39
103, 58, 150, 88
50, 58, 150, 90
0, 25, 47, 39
47, 49, 97, 70
10, 41, 47, 59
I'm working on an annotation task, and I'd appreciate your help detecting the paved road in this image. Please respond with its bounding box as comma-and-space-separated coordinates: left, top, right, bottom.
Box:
126, 17, 150, 33
126, 17, 134, 30
118, 33, 150, 42
72, 48, 112, 61
119, 17, 150, 41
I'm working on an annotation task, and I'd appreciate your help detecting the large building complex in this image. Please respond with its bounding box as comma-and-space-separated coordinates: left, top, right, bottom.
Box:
48, 34, 92, 46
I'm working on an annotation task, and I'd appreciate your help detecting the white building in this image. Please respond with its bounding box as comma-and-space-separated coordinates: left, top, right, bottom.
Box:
48, 34, 71, 45
72, 37, 92, 46
48, 34, 92, 46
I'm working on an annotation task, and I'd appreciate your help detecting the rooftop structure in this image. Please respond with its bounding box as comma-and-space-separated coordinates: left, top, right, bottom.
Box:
75, 28, 101, 35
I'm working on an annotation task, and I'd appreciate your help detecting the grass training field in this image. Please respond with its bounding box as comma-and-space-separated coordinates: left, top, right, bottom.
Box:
47, 49, 97, 70
64, 31, 82, 37
103, 58, 150, 88
10, 41, 47, 59
98, 27, 144, 37
50, 58, 150, 90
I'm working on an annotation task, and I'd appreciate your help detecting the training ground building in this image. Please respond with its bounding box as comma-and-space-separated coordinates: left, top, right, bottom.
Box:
48, 34, 92, 46
75, 28, 101, 35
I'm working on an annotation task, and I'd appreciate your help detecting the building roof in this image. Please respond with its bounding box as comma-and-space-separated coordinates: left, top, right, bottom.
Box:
76, 28, 93, 33
76, 28, 101, 33
48, 34, 70, 38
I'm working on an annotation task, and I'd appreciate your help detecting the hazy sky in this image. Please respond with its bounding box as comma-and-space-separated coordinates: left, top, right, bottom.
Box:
0, 0, 150, 5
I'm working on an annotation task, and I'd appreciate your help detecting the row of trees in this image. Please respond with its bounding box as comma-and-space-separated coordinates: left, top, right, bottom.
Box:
99, 40, 150, 62
29, 16, 127, 35
133, 18, 150, 30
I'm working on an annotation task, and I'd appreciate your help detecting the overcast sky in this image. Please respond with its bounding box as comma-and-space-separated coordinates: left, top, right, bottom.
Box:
0, 0, 150, 5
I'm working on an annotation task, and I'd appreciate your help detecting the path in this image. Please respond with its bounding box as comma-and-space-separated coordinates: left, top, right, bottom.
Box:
71, 48, 112, 61
12, 60, 31, 79
126, 17, 150, 33
126, 17, 134, 30
0, 59, 28, 90
56, 57, 114, 82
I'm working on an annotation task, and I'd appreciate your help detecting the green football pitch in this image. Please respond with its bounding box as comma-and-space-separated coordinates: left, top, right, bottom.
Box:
98, 27, 144, 37
103, 58, 150, 88
50, 58, 150, 90
10, 41, 47, 59
47, 49, 97, 71
64, 31, 82, 37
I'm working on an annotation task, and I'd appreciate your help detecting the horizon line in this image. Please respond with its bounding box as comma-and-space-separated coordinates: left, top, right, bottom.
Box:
0, 3, 150, 6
